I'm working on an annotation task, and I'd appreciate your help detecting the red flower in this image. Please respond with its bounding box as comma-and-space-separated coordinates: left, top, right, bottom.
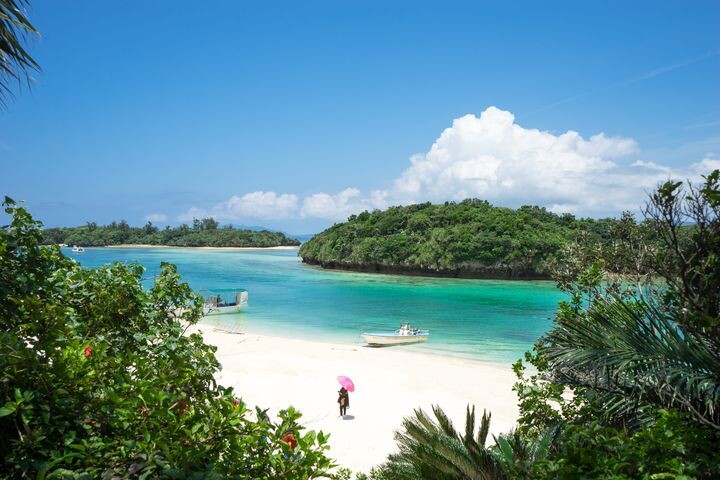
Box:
84, 345, 92, 357
177, 399, 188, 416
140, 407, 149, 417
232, 398, 240, 409
282, 433, 297, 451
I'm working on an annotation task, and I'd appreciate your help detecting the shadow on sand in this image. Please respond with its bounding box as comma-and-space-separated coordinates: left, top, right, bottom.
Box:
341, 415, 355, 420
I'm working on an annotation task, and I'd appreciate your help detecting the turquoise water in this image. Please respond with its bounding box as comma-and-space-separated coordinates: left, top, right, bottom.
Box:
67, 247, 564, 364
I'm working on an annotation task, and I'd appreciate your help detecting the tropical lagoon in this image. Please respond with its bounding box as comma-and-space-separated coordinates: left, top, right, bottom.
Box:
67, 246, 564, 364
7, 1, 717, 475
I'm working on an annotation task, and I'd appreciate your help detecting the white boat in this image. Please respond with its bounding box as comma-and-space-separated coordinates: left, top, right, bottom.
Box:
203, 290, 248, 316
362, 323, 429, 346
71, 245, 85, 253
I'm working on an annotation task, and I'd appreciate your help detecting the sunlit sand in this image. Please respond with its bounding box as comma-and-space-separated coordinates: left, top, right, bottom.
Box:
187, 325, 520, 474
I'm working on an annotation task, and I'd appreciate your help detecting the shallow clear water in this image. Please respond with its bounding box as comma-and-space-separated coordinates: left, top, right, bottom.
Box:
67, 247, 564, 364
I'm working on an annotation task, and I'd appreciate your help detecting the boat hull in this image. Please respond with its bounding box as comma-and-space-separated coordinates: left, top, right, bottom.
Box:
203, 304, 244, 316
361, 333, 429, 346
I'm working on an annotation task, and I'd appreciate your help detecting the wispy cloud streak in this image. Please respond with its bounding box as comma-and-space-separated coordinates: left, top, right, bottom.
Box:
521, 49, 720, 118
630, 49, 720, 82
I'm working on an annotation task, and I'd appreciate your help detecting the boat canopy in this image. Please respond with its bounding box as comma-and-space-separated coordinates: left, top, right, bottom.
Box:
203, 289, 248, 307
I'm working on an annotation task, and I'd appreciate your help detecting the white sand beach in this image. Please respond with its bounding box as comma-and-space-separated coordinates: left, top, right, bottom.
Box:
187, 325, 520, 474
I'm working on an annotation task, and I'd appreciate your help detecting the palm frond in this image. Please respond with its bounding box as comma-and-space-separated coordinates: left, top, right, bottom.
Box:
544, 292, 720, 429
380, 404, 508, 480
477, 408, 491, 446
0, 0, 39, 106
492, 426, 557, 478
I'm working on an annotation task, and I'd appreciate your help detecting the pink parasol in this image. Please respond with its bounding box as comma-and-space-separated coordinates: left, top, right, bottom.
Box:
337, 375, 355, 392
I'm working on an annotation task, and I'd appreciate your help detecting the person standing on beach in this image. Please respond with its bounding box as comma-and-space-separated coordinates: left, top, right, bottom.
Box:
338, 387, 349, 416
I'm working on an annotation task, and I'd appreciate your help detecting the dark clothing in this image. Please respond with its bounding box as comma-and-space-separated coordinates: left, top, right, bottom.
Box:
338, 388, 350, 416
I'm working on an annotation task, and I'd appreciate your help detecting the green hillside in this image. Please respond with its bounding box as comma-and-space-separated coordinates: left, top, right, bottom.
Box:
299, 199, 613, 279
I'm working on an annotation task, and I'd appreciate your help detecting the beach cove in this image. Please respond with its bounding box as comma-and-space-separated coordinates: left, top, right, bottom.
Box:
189, 326, 520, 473
68, 246, 563, 472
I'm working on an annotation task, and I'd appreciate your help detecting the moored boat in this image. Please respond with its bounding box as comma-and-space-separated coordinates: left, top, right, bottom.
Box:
71, 245, 85, 253
361, 323, 429, 346
203, 290, 248, 316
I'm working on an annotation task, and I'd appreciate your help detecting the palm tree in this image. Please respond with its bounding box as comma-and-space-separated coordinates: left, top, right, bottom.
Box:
379, 405, 503, 480
0, 0, 39, 106
542, 172, 720, 431
544, 293, 720, 430
378, 405, 555, 480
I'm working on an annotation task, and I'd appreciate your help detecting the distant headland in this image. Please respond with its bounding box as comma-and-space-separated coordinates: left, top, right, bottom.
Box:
42, 217, 301, 248
299, 199, 617, 280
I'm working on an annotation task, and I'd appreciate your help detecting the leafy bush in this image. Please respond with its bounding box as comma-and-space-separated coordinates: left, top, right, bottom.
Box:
1, 197, 332, 478
511, 171, 720, 478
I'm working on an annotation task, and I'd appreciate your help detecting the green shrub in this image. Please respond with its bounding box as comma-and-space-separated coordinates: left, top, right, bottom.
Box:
1, 197, 332, 478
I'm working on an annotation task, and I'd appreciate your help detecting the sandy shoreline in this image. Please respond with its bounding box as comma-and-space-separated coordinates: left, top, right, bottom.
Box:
100, 244, 299, 251
188, 325, 520, 474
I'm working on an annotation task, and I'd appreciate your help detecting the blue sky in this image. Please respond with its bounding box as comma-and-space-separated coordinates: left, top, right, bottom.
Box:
1, 0, 719, 233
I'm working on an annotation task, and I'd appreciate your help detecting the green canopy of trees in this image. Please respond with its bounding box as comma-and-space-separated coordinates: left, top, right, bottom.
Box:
299, 200, 615, 279
42, 219, 300, 248
1, 198, 332, 478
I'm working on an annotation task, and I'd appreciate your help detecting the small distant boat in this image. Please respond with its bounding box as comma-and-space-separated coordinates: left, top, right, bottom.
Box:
362, 323, 429, 346
202, 290, 248, 316
71, 245, 85, 253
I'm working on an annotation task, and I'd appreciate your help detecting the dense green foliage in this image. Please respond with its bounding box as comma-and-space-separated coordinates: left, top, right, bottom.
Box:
42, 218, 300, 248
375, 172, 720, 479
374, 405, 556, 480
0, 198, 332, 478
299, 200, 614, 279
374, 403, 561, 480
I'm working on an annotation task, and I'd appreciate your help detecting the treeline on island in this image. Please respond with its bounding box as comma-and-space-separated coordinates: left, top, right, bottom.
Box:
299, 199, 631, 279
42, 217, 301, 248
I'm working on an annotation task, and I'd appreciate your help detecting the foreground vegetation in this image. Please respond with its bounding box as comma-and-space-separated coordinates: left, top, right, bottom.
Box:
0, 198, 331, 478
369, 172, 720, 479
299, 200, 617, 279
5, 192, 718, 479
4, 4, 718, 477
42, 218, 300, 248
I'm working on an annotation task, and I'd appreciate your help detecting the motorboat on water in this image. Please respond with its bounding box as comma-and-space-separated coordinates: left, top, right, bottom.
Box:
361, 323, 429, 346
71, 245, 85, 253
202, 290, 248, 316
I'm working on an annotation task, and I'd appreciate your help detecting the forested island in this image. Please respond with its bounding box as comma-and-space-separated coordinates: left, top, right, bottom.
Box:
42, 218, 301, 248
299, 199, 617, 279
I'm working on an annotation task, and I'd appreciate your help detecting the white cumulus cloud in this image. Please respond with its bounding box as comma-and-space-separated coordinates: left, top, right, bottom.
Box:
691, 157, 720, 173
177, 107, 720, 223
389, 107, 646, 214
144, 213, 168, 223
218, 191, 299, 219
300, 188, 385, 220
178, 191, 299, 221
177, 207, 207, 222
